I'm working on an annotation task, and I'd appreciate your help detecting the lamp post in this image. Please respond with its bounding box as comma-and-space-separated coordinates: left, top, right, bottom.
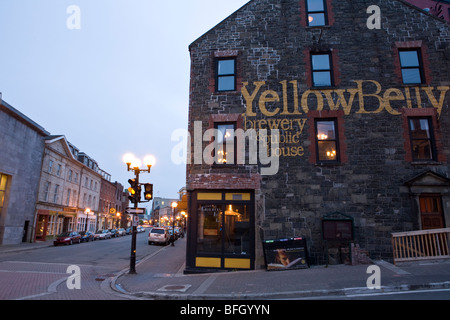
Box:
171, 202, 177, 246
123, 153, 155, 274
84, 208, 91, 232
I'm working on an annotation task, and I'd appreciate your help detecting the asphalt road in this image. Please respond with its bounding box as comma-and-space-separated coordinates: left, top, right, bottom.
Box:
0, 228, 161, 300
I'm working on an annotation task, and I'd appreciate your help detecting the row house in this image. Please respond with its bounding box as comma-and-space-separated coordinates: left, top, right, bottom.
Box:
35, 136, 103, 240
0, 95, 125, 244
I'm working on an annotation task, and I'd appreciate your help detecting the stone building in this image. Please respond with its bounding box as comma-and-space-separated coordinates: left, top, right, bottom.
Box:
0, 97, 49, 244
185, 0, 450, 271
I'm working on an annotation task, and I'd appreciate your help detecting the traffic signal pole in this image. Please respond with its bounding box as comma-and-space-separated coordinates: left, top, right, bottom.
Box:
129, 171, 139, 275
124, 155, 154, 275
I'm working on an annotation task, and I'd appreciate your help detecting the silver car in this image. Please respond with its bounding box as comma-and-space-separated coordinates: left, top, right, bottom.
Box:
148, 227, 169, 245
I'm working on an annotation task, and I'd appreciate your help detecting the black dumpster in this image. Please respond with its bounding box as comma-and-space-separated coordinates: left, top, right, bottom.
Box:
263, 237, 309, 271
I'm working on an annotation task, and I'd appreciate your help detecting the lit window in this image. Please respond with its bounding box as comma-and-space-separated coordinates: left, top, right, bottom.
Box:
307, 0, 327, 26
315, 119, 339, 163
0, 173, 8, 217
215, 123, 235, 165
399, 50, 424, 84
216, 59, 236, 92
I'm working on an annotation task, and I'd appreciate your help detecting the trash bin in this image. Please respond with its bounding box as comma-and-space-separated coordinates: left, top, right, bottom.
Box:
263, 237, 309, 271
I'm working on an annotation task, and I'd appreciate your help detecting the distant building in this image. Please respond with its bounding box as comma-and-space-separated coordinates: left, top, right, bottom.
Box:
0, 97, 49, 244
35, 136, 104, 240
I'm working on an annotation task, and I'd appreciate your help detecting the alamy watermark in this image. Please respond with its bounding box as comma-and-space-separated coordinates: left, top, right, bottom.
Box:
66, 5, 81, 30
366, 265, 381, 290
171, 121, 280, 176
66, 265, 81, 290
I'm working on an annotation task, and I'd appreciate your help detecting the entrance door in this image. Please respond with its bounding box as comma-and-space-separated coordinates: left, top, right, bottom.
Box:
419, 195, 445, 230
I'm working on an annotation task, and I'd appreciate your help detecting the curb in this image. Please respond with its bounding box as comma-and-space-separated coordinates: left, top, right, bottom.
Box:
110, 275, 450, 300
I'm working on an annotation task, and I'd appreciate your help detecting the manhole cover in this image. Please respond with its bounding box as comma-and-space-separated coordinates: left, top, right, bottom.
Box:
157, 284, 191, 292
95, 274, 116, 281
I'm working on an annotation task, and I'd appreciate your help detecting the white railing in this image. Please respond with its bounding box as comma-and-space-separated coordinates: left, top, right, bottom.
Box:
392, 228, 450, 264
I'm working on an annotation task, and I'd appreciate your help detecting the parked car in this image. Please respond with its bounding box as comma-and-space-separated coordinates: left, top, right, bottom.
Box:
137, 226, 145, 233
148, 227, 169, 245
53, 232, 81, 246
109, 229, 119, 238
175, 227, 184, 238
79, 231, 95, 242
126, 227, 132, 235
94, 230, 109, 240
118, 228, 126, 236
168, 228, 177, 243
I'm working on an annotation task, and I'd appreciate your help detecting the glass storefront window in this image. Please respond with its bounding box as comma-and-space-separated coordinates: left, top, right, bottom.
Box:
197, 203, 250, 256
197, 204, 222, 254
224, 204, 250, 255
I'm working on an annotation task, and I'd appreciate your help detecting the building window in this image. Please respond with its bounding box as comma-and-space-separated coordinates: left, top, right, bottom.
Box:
56, 164, 62, 177
197, 203, 251, 256
48, 160, 53, 173
66, 189, 71, 206
68, 170, 73, 182
43, 181, 51, 202
307, 0, 327, 26
399, 49, 424, 84
311, 53, 333, 87
53, 185, 60, 204
408, 117, 436, 161
0, 173, 8, 217
315, 119, 339, 163
215, 123, 236, 164
216, 58, 236, 92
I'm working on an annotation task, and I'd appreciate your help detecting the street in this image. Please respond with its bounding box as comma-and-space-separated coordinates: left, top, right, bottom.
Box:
0, 228, 159, 300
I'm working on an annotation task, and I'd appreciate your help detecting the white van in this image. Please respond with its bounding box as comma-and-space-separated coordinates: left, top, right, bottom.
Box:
148, 227, 169, 245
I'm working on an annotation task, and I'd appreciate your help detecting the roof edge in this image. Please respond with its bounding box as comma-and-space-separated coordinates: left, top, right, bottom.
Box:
189, 0, 254, 51
0, 99, 50, 136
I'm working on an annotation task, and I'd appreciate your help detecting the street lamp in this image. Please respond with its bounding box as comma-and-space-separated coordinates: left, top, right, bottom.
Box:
84, 208, 91, 232
123, 153, 155, 274
171, 202, 177, 246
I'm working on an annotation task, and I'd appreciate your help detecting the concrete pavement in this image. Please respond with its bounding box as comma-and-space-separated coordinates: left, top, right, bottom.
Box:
1, 238, 449, 300
111, 237, 450, 300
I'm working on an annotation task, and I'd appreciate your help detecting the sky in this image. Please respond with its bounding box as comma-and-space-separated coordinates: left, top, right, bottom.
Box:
0, 0, 250, 209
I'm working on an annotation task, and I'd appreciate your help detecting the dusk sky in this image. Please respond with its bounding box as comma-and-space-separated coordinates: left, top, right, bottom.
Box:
0, 0, 249, 209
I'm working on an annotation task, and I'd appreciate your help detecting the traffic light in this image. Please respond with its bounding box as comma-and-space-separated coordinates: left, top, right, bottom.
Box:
143, 183, 153, 201
128, 179, 141, 204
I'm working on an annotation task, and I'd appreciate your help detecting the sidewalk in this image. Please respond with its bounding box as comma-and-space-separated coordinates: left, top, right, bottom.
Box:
0, 240, 52, 254
2, 238, 449, 300
112, 237, 450, 300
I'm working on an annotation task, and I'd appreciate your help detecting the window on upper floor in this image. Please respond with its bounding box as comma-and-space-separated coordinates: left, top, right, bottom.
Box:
53, 185, 60, 204
311, 53, 333, 87
307, 0, 327, 26
315, 119, 340, 163
399, 49, 424, 84
215, 123, 236, 165
216, 58, 236, 92
48, 160, 53, 174
408, 117, 436, 161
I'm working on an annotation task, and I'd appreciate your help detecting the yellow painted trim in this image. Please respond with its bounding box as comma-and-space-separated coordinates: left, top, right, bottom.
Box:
225, 193, 251, 201
196, 257, 221, 268
197, 193, 222, 201
224, 258, 251, 269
